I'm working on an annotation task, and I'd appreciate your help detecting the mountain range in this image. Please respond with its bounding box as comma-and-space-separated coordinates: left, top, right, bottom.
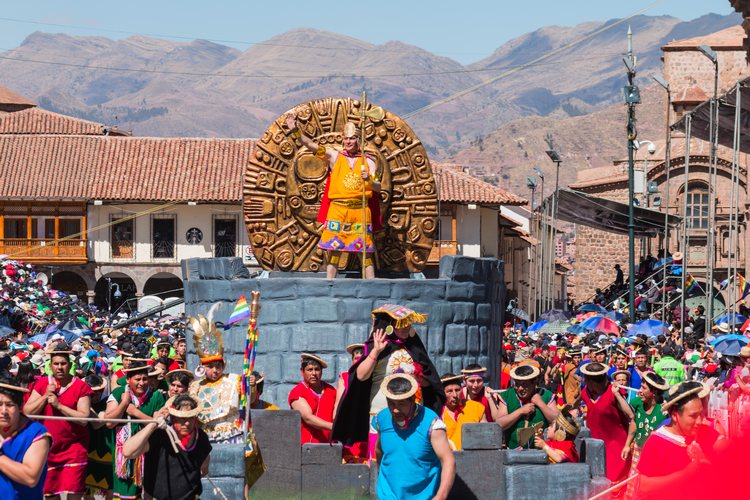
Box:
0, 12, 740, 196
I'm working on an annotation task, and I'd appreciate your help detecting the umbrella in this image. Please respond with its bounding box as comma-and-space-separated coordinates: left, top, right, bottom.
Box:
577, 303, 608, 314
540, 320, 572, 334
567, 323, 588, 334
527, 320, 549, 332
714, 313, 747, 326
580, 315, 621, 335
628, 319, 670, 338
605, 310, 625, 321
711, 335, 748, 356
710, 334, 749, 347
540, 309, 571, 321
28, 330, 81, 345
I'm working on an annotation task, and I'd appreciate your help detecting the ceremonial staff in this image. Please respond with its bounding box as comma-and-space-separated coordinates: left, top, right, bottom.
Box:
358, 91, 384, 279
242, 290, 266, 487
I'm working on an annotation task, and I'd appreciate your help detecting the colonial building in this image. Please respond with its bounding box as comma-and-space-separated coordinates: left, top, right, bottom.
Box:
570, 24, 750, 309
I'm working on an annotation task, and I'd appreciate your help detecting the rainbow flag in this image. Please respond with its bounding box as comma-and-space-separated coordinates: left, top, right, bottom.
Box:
685, 274, 699, 294
737, 273, 750, 299
224, 295, 250, 328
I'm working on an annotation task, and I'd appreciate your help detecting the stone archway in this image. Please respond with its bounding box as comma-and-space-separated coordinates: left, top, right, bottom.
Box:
95, 273, 137, 314
143, 272, 183, 300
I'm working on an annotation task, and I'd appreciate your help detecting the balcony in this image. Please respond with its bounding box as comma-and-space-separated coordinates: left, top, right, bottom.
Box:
0, 238, 87, 264
428, 240, 457, 264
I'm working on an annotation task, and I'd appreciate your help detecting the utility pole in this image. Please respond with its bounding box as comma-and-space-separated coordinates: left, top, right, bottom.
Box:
624, 26, 640, 324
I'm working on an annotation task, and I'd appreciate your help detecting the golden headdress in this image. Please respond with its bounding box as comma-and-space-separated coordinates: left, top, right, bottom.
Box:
371, 304, 427, 329
343, 121, 360, 138
189, 314, 224, 365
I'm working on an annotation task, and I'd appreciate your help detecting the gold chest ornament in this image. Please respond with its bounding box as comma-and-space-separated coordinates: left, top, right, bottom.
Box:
342, 169, 364, 191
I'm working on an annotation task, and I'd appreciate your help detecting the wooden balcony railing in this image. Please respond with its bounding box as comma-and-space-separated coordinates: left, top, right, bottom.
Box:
0, 239, 87, 263
428, 240, 457, 264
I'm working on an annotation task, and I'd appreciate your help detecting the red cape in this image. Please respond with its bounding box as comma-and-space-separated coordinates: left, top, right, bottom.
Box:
316, 159, 382, 232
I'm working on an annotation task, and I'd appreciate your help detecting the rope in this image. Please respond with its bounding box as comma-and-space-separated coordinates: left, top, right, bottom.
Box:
588, 474, 639, 500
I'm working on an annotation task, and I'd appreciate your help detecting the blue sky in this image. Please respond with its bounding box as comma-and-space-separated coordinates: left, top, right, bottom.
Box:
0, 0, 734, 64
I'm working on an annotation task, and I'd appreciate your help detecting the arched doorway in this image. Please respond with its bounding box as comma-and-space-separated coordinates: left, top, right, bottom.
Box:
49, 271, 89, 300
143, 272, 183, 300
95, 273, 137, 314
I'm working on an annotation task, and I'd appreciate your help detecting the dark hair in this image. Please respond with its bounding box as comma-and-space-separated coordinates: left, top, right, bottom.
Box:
0, 377, 24, 407
464, 363, 484, 372
84, 374, 104, 390
15, 360, 37, 386
169, 372, 191, 387
643, 374, 666, 404
125, 361, 147, 378
668, 381, 703, 415
514, 365, 537, 378
172, 394, 198, 411
441, 373, 461, 388
252, 370, 264, 394
301, 358, 322, 370
386, 376, 414, 396
154, 357, 171, 369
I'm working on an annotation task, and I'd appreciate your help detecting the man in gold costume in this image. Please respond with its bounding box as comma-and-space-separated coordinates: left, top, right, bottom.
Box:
285, 115, 381, 279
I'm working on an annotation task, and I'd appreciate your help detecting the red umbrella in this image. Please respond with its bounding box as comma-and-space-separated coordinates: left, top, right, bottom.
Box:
740, 319, 750, 333
580, 315, 621, 336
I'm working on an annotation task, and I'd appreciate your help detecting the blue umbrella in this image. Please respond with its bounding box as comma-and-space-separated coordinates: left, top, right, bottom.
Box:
710, 334, 749, 347
711, 337, 747, 356
714, 313, 747, 326
578, 303, 608, 314
540, 309, 571, 321
580, 315, 621, 335
605, 310, 625, 321
28, 330, 81, 345
567, 323, 588, 334
629, 319, 670, 338
527, 320, 549, 332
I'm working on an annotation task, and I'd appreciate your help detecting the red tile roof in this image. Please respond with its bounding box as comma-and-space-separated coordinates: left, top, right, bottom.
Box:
0, 136, 253, 202
673, 86, 708, 105
434, 163, 527, 206
0, 85, 35, 107
0, 107, 128, 136
663, 25, 745, 50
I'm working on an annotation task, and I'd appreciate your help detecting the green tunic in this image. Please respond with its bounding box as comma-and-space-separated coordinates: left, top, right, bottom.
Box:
632, 396, 666, 447
109, 386, 165, 499
86, 399, 114, 493
500, 388, 553, 449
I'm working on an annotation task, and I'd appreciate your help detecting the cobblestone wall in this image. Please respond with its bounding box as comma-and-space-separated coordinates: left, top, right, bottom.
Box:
182, 255, 505, 405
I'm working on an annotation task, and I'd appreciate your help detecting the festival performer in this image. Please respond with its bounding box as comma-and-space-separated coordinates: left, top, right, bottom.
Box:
636, 381, 718, 498
83, 374, 113, 498
374, 374, 455, 500
607, 346, 631, 379
285, 114, 381, 279
249, 371, 278, 410
533, 406, 580, 463
332, 304, 444, 460
173, 334, 187, 368
579, 362, 633, 484
623, 372, 668, 498
562, 348, 582, 405
104, 361, 166, 499
461, 364, 498, 421
441, 373, 486, 450
165, 368, 193, 398
188, 315, 243, 444
631, 339, 651, 390
122, 394, 212, 500
288, 353, 336, 444
24, 342, 93, 499
334, 344, 366, 462
0, 377, 52, 498
496, 364, 558, 450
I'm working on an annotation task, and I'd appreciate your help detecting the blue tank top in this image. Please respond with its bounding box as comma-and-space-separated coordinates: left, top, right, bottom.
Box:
0, 419, 51, 499
375, 405, 442, 500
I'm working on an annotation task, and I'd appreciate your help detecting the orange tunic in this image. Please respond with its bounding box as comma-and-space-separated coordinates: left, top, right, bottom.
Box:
442, 399, 485, 450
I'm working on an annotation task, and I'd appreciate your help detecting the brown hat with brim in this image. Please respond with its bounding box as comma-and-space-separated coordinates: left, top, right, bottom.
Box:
510, 364, 541, 381
440, 373, 463, 386
580, 362, 609, 377
382, 373, 418, 400
662, 380, 707, 411
345, 344, 365, 355
301, 353, 328, 369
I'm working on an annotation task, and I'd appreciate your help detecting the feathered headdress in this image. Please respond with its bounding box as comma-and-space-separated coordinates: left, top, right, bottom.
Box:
189, 314, 224, 365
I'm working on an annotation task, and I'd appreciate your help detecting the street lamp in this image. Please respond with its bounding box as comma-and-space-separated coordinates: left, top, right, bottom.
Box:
652, 74, 672, 321
697, 44, 719, 322
544, 145, 562, 311
106, 278, 122, 313
624, 25, 640, 324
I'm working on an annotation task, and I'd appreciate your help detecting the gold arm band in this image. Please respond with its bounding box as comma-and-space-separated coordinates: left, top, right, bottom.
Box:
291, 129, 302, 140
315, 146, 326, 158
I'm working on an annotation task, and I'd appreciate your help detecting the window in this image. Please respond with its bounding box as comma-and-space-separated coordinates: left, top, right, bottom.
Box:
152, 216, 175, 259
111, 217, 134, 259
685, 186, 709, 230
3, 218, 36, 239
214, 217, 237, 257
44, 219, 82, 239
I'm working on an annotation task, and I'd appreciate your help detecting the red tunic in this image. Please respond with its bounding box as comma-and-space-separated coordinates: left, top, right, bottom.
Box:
545, 440, 579, 463
581, 385, 631, 482
288, 381, 336, 444
33, 376, 93, 495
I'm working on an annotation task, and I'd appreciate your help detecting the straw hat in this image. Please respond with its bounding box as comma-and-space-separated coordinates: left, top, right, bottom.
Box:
510, 364, 541, 381
460, 366, 487, 377
163, 396, 206, 418
440, 373, 463, 386
381, 373, 418, 400
641, 371, 669, 391
740, 346, 750, 358
662, 380, 707, 411
345, 343, 365, 355
610, 369, 631, 380
717, 322, 731, 334
301, 353, 327, 369
165, 369, 195, 382
580, 362, 609, 377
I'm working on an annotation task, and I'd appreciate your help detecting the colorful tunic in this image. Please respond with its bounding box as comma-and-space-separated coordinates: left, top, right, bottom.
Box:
288, 381, 336, 443
442, 399, 485, 450
86, 398, 114, 494
189, 373, 242, 443
318, 152, 376, 253
463, 387, 494, 422
632, 397, 665, 448
499, 387, 553, 449
636, 427, 694, 499
582, 386, 631, 482
32, 376, 93, 496
0, 419, 52, 499
375, 405, 443, 500
108, 386, 165, 499
545, 439, 579, 463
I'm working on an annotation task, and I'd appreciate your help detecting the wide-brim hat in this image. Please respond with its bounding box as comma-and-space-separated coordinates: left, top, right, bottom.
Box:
717, 322, 731, 334
381, 373, 418, 400
165, 369, 195, 382
672, 252, 683, 261
589, 345, 607, 355
345, 343, 365, 355
371, 304, 426, 328
155, 338, 172, 347
740, 346, 750, 358
301, 353, 327, 369
440, 373, 463, 386
610, 369, 631, 380
122, 364, 151, 375
631, 338, 647, 351
0, 382, 30, 394
566, 348, 582, 358
641, 371, 669, 392
613, 346, 628, 358
460, 366, 487, 377
163, 396, 207, 418
662, 380, 708, 411
510, 364, 541, 381
580, 362, 609, 377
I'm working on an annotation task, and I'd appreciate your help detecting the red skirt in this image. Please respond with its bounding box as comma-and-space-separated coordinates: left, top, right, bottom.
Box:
45, 461, 88, 495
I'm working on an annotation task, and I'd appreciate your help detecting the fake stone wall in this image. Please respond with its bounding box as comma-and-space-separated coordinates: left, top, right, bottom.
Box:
182, 255, 506, 401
